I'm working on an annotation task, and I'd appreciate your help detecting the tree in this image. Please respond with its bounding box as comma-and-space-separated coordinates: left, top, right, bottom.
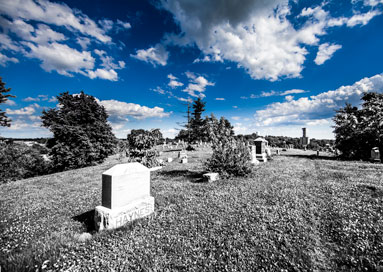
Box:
41, 91, 117, 170
0, 77, 15, 127
359, 92, 383, 158
126, 129, 161, 167
333, 92, 383, 160
190, 97, 207, 142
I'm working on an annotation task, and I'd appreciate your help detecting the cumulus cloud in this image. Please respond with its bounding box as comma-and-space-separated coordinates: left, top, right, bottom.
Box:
167, 74, 184, 88
99, 99, 171, 120
88, 68, 118, 81
215, 98, 225, 101
314, 43, 342, 65
6, 104, 38, 115
181, 72, 214, 98
131, 43, 169, 67
0, 0, 111, 42
253, 73, 383, 127
327, 10, 381, 27
0, 52, 18, 66
24, 42, 94, 76
161, 1, 381, 81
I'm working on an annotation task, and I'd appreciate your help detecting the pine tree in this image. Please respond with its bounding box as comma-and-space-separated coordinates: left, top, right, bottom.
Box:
0, 77, 15, 127
190, 97, 207, 142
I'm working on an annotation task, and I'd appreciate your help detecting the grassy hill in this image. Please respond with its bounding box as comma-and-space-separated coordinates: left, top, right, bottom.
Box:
1, 149, 383, 271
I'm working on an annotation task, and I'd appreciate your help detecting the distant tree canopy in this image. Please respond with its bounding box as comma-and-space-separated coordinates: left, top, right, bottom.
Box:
41, 91, 117, 170
0, 77, 15, 128
127, 129, 163, 151
333, 92, 383, 160
126, 128, 162, 167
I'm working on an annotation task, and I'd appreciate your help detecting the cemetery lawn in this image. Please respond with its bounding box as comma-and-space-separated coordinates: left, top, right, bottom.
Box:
1, 149, 383, 271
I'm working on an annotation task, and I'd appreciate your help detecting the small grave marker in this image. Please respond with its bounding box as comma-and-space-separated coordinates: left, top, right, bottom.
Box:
203, 173, 219, 182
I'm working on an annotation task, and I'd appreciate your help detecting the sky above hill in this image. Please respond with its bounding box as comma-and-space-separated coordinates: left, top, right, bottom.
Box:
0, 0, 383, 139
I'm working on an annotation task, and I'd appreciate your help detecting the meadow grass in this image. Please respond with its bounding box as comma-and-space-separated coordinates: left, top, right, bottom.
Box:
1, 149, 382, 271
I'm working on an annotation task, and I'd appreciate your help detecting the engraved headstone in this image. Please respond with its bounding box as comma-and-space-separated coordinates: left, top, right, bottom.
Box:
250, 145, 259, 165
94, 162, 154, 231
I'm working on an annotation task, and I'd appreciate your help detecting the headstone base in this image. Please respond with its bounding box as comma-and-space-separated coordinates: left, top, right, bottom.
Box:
95, 196, 154, 231
256, 153, 268, 162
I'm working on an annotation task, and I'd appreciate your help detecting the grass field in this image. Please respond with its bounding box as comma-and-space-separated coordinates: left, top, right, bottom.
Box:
1, 149, 383, 271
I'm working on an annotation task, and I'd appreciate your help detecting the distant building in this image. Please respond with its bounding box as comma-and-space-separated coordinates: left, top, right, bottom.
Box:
299, 128, 310, 146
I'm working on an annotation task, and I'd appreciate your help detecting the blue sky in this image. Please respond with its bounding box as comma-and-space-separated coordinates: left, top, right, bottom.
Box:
0, 0, 383, 139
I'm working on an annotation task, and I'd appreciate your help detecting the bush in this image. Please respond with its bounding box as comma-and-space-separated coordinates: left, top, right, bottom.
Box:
205, 116, 253, 179
126, 129, 162, 168
0, 142, 51, 183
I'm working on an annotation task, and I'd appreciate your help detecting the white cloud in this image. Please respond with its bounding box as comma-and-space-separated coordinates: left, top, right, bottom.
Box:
99, 99, 171, 120
280, 89, 307, 95
327, 10, 381, 28
233, 105, 238, 108
161, 0, 325, 81
253, 73, 383, 127
116, 19, 131, 29
94, 49, 125, 71
232, 116, 240, 120
285, 95, 294, 101
88, 68, 118, 81
167, 74, 184, 88
161, 1, 381, 81
182, 72, 214, 98
0, 52, 18, 66
131, 43, 169, 67
314, 43, 342, 65
23, 42, 94, 76
0, 0, 111, 42
215, 98, 225, 101
6, 104, 37, 115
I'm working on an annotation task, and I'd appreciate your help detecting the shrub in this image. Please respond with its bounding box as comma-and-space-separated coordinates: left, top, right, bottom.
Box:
0, 142, 51, 183
205, 115, 253, 179
126, 129, 162, 168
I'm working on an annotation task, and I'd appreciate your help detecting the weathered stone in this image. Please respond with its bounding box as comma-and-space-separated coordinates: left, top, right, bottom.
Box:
181, 158, 188, 164
250, 145, 259, 165
203, 173, 219, 182
95, 196, 154, 231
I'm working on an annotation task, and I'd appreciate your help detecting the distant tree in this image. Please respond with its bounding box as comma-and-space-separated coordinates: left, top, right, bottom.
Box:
41, 91, 117, 171
190, 97, 207, 142
204, 114, 234, 142
126, 129, 161, 167
0, 77, 15, 127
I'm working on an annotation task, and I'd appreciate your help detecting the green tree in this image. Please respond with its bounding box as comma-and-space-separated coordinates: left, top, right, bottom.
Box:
41, 91, 117, 170
0, 77, 15, 127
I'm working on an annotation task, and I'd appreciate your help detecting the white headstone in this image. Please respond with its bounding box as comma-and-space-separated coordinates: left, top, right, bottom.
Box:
94, 162, 154, 231
203, 173, 219, 182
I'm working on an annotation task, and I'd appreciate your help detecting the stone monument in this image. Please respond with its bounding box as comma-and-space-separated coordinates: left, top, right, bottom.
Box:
254, 137, 268, 162
299, 128, 310, 147
250, 145, 260, 164
371, 147, 380, 162
94, 162, 154, 231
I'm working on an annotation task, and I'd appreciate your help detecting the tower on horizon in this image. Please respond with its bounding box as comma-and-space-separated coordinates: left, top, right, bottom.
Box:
300, 127, 310, 146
